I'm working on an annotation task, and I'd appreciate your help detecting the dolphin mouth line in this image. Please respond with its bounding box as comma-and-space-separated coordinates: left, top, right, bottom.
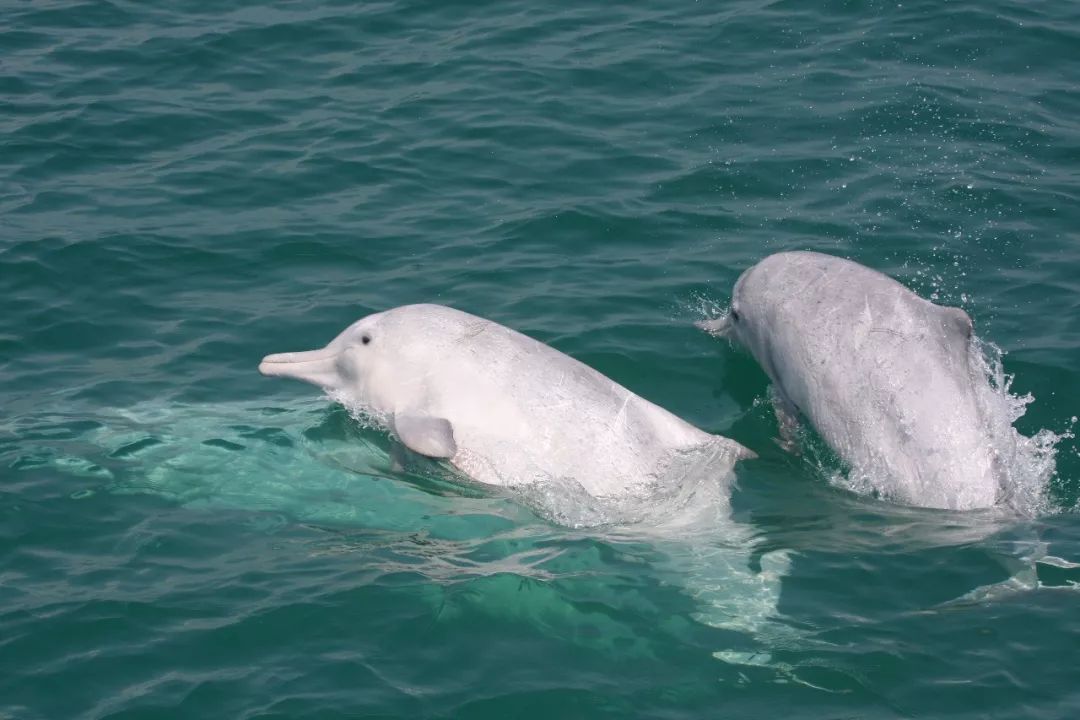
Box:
260, 351, 340, 365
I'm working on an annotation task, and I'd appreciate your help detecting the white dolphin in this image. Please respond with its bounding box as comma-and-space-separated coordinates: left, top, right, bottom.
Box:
260, 303, 754, 498
698, 250, 1016, 511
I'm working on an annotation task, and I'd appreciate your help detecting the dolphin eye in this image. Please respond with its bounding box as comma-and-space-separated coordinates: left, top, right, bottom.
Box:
361, 334, 371, 345
730, 309, 740, 322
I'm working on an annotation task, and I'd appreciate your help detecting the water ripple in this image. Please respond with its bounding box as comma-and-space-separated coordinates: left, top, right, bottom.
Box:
3, 0, 1080, 717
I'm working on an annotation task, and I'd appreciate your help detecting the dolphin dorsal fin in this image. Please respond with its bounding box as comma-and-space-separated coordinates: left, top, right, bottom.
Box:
392, 413, 458, 459
939, 305, 974, 340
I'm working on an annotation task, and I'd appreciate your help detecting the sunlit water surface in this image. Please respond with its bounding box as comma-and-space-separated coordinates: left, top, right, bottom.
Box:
3, 1, 1080, 718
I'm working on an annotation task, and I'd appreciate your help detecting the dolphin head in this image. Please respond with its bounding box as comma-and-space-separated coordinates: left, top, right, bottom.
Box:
259, 310, 394, 404
696, 266, 756, 346
695, 260, 790, 384
259, 304, 470, 414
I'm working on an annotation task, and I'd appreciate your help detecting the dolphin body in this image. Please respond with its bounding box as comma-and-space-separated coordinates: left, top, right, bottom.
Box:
261, 303, 754, 498
699, 250, 1008, 511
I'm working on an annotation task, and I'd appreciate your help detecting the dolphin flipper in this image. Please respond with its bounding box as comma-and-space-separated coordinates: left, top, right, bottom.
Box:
393, 413, 458, 458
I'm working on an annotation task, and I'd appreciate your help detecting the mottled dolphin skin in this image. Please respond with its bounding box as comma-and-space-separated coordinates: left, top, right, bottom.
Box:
261, 304, 754, 498
698, 251, 1003, 510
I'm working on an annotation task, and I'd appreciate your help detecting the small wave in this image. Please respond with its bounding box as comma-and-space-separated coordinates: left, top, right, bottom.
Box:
331, 389, 389, 432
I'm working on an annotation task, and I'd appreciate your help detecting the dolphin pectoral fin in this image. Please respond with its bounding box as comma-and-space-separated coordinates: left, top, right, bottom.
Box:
392, 414, 458, 459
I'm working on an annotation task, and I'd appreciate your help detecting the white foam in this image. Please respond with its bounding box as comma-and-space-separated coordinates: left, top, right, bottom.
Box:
967, 337, 1070, 517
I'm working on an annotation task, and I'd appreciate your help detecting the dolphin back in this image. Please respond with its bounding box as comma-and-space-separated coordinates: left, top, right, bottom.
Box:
708, 251, 1007, 510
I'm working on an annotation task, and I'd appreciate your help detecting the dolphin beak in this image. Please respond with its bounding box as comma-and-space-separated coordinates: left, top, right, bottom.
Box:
695, 316, 732, 338
258, 346, 341, 389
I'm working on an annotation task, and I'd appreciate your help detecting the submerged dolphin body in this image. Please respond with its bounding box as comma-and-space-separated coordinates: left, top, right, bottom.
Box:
699, 250, 1013, 511
261, 303, 754, 499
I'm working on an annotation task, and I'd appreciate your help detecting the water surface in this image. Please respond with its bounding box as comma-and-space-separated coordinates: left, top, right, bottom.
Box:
3, 1, 1080, 718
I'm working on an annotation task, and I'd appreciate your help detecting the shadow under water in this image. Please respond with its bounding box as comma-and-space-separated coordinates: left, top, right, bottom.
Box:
3, 396, 803, 670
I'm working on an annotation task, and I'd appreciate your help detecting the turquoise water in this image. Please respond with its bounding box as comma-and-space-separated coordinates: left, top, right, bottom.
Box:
3, 0, 1080, 717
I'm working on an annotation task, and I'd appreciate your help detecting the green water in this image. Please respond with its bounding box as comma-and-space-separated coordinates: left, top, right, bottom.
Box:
3, 1, 1080, 717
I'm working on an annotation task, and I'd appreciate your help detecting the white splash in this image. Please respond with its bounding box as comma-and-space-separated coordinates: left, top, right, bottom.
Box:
967, 337, 1069, 517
